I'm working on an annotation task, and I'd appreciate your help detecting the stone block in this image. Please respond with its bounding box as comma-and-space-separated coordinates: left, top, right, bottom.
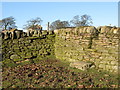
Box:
112, 66, 118, 71
99, 64, 106, 69
42, 30, 48, 35
70, 61, 93, 71
105, 65, 111, 70
25, 52, 33, 58
10, 54, 20, 60
111, 61, 118, 65
33, 30, 38, 37
105, 56, 116, 61
99, 60, 109, 64
49, 30, 54, 35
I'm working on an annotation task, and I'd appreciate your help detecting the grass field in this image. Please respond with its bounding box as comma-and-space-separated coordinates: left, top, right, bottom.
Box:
2, 59, 119, 88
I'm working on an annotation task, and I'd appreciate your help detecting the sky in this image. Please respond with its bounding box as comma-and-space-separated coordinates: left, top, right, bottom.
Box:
1, 2, 118, 30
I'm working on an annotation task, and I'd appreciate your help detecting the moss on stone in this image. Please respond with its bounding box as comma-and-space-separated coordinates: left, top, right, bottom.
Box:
3, 59, 16, 67
2, 29, 118, 73
2, 80, 12, 88
13, 58, 23, 62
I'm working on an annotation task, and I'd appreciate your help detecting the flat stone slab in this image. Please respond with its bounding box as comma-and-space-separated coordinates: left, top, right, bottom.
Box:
70, 61, 93, 71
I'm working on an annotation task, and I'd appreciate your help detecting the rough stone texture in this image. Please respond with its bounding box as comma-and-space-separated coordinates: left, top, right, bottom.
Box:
10, 54, 20, 60
70, 61, 93, 71
2, 32, 55, 65
54, 26, 119, 73
1, 26, 119, 73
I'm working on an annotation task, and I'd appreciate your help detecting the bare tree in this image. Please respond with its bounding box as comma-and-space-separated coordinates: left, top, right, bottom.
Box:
70, 15, 81, 27
0, 16, 17, 30
80, 14, 93, 26
24, 17, 43, 30
50, 20, 70, 30
70, 14, 93, 27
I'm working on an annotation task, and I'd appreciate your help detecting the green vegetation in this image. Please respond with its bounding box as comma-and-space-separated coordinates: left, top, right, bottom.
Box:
2, 26, 119, 89
2, 34, 55, 68
2, 59, 118, 88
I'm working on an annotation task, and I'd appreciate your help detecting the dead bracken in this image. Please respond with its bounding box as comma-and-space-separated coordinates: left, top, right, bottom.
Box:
2, 59, 118, 88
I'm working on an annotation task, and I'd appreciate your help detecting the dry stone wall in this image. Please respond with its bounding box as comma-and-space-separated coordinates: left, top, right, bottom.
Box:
2, 30, 55, 66
54, 26, 119, 73
1, 26, 119, 73
92, 33, 118, 72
